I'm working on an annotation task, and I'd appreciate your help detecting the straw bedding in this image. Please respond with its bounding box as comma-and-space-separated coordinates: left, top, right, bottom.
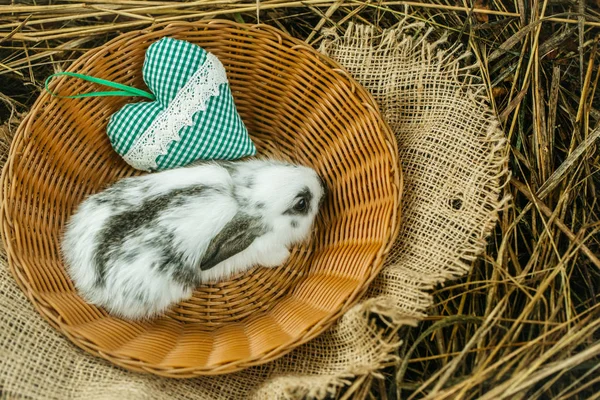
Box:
0, 20, 506, 399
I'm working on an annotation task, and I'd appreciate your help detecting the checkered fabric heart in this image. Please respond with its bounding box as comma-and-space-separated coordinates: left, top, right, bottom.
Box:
107, 37, 256, 171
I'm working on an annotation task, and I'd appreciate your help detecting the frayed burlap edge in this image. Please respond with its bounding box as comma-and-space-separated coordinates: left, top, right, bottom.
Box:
319, 19, 510, 315
0, 18, 509, 400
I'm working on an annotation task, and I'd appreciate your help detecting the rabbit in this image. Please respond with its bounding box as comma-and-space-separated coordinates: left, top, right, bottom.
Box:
61, 159, 326, 320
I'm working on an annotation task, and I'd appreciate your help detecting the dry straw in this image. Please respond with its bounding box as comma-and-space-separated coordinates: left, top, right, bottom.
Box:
0, 14, 508, 398
2, 0, 599, 398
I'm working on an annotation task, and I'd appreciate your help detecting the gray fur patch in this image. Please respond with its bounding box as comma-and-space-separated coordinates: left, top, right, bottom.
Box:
93, 185, 208, 286
233, 189, 249, 208
121, 248, 140, 263
146, 230, 197, 287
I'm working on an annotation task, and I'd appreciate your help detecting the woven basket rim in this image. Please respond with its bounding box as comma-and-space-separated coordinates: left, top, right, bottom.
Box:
0, 20, 402, 377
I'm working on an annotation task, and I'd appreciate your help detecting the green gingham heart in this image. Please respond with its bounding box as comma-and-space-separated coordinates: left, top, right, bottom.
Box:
107, 37, 256, 171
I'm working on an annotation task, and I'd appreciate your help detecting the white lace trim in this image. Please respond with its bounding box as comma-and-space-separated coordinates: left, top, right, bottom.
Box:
122, 52, 228, 171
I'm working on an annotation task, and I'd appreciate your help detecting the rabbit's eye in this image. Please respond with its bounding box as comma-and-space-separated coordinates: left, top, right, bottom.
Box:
293, 198, 308, 213
284, 187, 312, 216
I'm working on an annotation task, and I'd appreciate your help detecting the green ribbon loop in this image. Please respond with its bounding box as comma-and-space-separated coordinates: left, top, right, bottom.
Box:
44, 72, 156, 100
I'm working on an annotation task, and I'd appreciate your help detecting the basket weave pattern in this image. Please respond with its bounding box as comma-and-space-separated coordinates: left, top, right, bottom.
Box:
0, 21, 401, 376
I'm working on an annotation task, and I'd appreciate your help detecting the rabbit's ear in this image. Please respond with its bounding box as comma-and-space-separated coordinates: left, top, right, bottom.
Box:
200, 213, 264, 271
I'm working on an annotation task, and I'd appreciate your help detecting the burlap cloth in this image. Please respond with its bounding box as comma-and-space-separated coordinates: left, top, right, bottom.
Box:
0, 21, 508, 399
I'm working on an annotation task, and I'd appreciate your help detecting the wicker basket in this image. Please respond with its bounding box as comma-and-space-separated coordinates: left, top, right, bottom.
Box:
0, 21, 401, 377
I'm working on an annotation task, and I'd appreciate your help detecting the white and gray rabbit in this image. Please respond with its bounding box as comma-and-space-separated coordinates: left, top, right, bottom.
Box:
62, 159, 326, 320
